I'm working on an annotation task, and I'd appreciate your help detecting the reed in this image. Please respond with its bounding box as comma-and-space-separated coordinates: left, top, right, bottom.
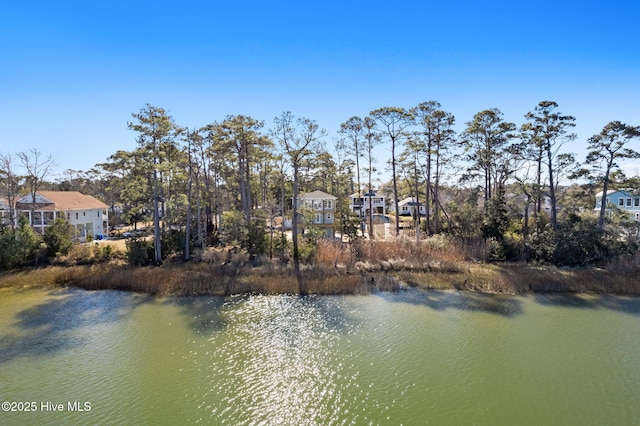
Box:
2, 239, 639, 296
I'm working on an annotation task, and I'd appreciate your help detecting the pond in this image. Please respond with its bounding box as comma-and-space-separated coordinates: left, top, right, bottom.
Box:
1, 287, 639, 425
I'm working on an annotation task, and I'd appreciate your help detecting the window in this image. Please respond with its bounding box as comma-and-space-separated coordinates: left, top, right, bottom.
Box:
97, 211, 100, 217
323, 200, 333, 209
44, 212, 54, 224
326, 213, 332, 220
635, 198, 640, 207
627, 198, 633, 207
83, 211, 86, 216
315, 213, 321, 223
76, 212, 79, 219
619, 198, 625, 206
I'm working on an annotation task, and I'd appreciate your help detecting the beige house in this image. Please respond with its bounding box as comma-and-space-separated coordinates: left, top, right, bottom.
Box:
16, 191, 109, 241
295, 190, 337, 238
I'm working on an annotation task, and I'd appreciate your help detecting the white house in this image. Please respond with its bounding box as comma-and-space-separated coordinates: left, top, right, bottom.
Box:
348, 190, 386, 218
595, 189, 640, 222
396, 197, 427, 217
294, 190, 337, 238
16, 191, 109, 241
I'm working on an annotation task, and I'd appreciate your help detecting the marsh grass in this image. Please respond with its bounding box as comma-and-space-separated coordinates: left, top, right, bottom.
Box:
2, 239, 639, 296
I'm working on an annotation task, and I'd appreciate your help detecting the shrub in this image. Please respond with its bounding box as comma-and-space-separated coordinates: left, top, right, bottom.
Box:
126, 238, 154, 266
0, 217, 41, 269
91, 243, 119, 262
298, 241, 317, 263
43, 217, 74, 257
268, 232, 290, 260
162, 229, 185, 256
220, 211, 244, 246
244, 219, 267, 256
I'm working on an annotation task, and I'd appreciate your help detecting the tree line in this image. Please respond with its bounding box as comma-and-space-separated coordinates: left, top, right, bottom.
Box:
1, 101, 640, 275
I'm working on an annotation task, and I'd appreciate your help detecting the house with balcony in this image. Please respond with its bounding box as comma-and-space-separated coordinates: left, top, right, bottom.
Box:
595, 189, 640, 222
295, 190, 337, 238
349, 190, 386, 218
15, 191, 109, 241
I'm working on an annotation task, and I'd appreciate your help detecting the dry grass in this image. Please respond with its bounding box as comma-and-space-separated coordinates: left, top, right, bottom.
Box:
2, 239, 639, 297
398, 262, 640, 295
0, 267, 68, 289
316, 239, 353, 265
55, 241, 127, 265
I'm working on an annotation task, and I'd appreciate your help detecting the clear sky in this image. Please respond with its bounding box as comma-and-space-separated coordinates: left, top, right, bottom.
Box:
1, 0, 639, 181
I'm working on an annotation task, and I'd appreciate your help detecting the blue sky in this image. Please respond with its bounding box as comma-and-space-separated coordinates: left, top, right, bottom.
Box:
1, 0, 639, 181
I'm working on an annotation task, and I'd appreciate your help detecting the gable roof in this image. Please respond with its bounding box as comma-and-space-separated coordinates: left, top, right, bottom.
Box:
17, 191, 108, 210
397, 197, 423, 207
349, 190, 383, 198
595, 189, 622, 198
299, 190, 336, 200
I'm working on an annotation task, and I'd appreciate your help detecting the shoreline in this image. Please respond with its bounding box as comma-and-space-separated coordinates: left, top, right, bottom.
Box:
1, 261, 639, 297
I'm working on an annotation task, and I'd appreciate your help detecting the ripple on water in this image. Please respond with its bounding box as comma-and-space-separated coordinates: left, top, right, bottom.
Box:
181, 295, 372, 425
4, 289, 640, 425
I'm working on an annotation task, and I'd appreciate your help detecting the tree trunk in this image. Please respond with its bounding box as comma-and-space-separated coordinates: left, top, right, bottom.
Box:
546, 139, 557, 229
291, 164, 305, 295
153, 167, 162, 265
598, 164, 613, 230
414, 156, 420, 243
184, 143, 193, 261
392, 137, 400, 236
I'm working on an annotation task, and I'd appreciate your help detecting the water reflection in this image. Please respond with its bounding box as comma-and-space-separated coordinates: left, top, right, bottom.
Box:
535, 293, 640, 315
0, 288, 147, 364
1, 288, 640, 425
378, 288, 524, 317
163, 297, 228, 335
191, 295, 367, 425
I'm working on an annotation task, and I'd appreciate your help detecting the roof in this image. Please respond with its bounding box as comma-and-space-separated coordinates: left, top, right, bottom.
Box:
349, 190, 382, 198
595, 189, 634, 198
397, 197, 423, 206
17, 191, 108, 210
298, 190, 336, 200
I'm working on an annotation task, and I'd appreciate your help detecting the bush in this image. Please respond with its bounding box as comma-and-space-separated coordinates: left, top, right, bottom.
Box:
220, 211, 244, 246
92, 243, 119, 262
43, 217, 74, 257
162, 229, 185, 256
0, 217, 41, 270
486, 237, 506, 261
298, 241, 317, 263
126, 238, 154, 266
244, 219, 267, 257
268, 232, 290, 260
523, 213, 636, 266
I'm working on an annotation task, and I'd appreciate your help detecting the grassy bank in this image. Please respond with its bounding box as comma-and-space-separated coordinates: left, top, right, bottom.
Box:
1, 238, 639, 296
2, 260, 639, 297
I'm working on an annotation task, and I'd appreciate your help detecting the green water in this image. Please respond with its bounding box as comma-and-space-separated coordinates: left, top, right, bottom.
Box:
1, 287, 639, 425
